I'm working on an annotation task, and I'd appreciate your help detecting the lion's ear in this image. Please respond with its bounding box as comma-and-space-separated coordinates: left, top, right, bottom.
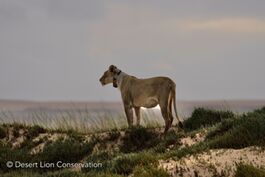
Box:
109, 65, 117, 73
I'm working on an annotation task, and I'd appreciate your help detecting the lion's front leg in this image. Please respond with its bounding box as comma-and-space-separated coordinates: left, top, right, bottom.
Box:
124, 104, 133, 127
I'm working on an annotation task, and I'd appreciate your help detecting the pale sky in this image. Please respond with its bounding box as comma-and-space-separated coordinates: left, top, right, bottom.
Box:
0, 0, 265, 101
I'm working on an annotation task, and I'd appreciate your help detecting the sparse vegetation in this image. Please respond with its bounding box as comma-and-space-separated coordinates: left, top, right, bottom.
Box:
1, 107, 265, 177
163, 142, 208, 160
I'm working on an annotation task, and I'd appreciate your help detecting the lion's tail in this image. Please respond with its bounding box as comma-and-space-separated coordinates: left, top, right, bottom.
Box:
171, 84, 184, 128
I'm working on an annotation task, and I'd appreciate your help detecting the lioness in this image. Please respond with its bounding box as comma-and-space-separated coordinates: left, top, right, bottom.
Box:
99, 65, 183, 133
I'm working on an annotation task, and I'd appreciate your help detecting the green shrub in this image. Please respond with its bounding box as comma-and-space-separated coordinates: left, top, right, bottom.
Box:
0, 145, 32, 172
8, 123, 26, 138
235, 163, 265, 177
247, 107, 265, 117
26, 125, 46, 139
132, 165, 169, 177
206, 118, 238, 140
183, 108, 235, 131
208, 114, 265, 149
37, 136, 96, 165
111, 152, 157, 175
120, 126, 160, 153
20, 139, 43, 150
163, 130, 182, 146
45, 170, 87, 177
153, 130, 183, 153
0, 126, 6, 139
82, 151, 115, 172
13, 128, 20, 138
0, 171, 43, 177
68, 131, 85, 142
0, 170, 124, 177
82, 172, 124, 177
45, 170, 123, 177
107, 130, 120, 141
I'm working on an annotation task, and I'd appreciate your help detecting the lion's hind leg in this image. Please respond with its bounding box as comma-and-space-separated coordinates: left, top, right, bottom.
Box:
134, 107, 141, 126
160, 104, 170, 133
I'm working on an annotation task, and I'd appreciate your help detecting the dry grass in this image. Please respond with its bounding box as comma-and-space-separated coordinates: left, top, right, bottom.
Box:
0, 108, 164, 134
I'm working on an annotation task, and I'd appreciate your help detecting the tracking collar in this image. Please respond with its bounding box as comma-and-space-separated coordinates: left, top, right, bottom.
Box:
113, 70, 122, 88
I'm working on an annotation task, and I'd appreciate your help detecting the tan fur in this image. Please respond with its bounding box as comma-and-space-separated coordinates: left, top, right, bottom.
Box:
99, 65, 183, 133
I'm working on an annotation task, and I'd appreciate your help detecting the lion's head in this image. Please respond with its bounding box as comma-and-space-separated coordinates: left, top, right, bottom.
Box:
99, 65, 120, 88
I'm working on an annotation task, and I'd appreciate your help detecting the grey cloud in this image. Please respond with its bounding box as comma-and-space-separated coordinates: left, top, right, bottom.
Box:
0, 1, 27, 21
40, 0, 105, 21
133, 0, 265, 18
0, 1, 265, 101
0, 0, 105, 22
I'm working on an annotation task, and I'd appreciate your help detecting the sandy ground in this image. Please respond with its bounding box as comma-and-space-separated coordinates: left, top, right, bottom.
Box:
159, 147, 265, 177
179, 131, 206, 148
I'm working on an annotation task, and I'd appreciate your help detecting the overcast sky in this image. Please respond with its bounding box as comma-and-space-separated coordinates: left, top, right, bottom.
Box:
0, 0, 265, 101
